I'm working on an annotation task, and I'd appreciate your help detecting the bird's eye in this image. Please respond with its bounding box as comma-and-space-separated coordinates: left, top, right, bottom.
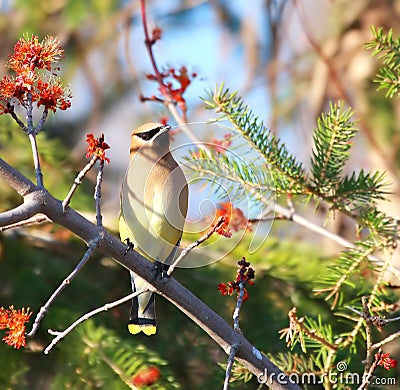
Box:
136, 132, 151, 141
135, 126, 163, 141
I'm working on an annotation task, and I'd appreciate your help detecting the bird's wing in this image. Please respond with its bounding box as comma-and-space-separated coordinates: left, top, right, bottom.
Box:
120, 157, 187, 263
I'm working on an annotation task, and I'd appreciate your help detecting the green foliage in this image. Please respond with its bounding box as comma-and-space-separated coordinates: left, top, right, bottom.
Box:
188, 82, 400, 387
197, 85, 391, 219
52, 320, 180, 389
0, 11, 399, 389
0, 346, 29, 389
191, 86, 395, 276
0, 124, 98, 213
335, 170, 388, 212
268, 352, 321, 374
366, 26, 400, 98
1, 230, 332, 390
184, 148, 275, 204
202, 84, 307, 194
316, 239, 376, 307
310, 102, 357, 194
15, 0, 120, 32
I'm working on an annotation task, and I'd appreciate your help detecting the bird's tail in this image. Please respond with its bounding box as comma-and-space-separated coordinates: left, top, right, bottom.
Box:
128, 271, 157, 336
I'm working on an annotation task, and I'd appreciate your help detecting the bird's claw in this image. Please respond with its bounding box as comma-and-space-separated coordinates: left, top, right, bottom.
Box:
152, 261, 170, 282
123, 238, 135, 255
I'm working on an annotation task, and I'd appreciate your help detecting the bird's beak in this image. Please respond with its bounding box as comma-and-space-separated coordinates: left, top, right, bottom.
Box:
160, 125, 171, 134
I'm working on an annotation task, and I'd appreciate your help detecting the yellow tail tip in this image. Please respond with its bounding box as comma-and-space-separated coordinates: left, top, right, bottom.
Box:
128, 324, 157, 336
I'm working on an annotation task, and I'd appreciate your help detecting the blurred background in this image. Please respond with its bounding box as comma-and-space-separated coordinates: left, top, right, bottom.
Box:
0, 0, 400, 388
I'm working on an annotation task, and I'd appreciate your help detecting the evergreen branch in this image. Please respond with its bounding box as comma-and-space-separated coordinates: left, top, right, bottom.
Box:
342, 317, 364, 348
185, 151, 400, 279
203, 84, 307, 194
310, 102, 356, 194
184, 149, 274, 202
334, 170, 389, 211
359, 208, 399, 242
280, 308, 336, 353
315, 240, 378, 308
202, 87, 397, 246
56, 321, 179, 389
365, 26, 400, 98
267, 352, 320, 375
82, 337, 137, 389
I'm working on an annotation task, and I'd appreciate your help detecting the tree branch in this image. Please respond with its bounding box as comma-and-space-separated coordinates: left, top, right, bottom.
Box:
27, 237, 101, 337
0, 213, 51, 232
0, 199, 43, 227
45, 288, 146, 354
62, 155, 98, 211
0, 158, 299, 390
274, 203, 400, 278
0, 157, 37, 196
28, 133, 44, 187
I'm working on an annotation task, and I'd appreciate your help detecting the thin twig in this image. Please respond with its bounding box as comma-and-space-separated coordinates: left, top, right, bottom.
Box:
289, 308, 337, 351
166, 103, 205, 147
6, 104, 28, 131
233, 282, 245, 333
223, 269, 251, 388
28, 133, 44, 187
95, 160, 104, 226
323, 349, 336, 390
167, 216, 225, 276
26, 92, 34, 133
223, 342, 241, 390
0, 158, 300, 388
273, 203, 400, 279
27, 237, 101, 337
342, 317, 364, 348
362, 297, 373, 373
381, 315, 400, 323
34, 107, 49, 134
44, 288, 147, 354
0, 213, 51, 232
140, 0, 162, 82
371, 330, 400, 350
358, 350, 381, 390
222, 286, 244, 389
139, 0, 206, 147
62, 156, 98, 211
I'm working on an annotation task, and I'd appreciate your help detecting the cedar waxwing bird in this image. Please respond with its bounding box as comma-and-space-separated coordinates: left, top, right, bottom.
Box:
119, 123, 188, 336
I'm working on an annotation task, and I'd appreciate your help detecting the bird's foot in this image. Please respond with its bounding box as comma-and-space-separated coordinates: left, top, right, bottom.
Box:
123, 238, 135, 255
152, 261, 170, 282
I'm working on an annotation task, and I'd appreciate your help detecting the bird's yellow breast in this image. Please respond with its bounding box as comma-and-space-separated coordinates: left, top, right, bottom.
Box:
120, 147, 188, 263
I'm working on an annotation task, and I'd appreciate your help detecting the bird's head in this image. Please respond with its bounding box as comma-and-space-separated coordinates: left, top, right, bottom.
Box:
130, 122, 171, 155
